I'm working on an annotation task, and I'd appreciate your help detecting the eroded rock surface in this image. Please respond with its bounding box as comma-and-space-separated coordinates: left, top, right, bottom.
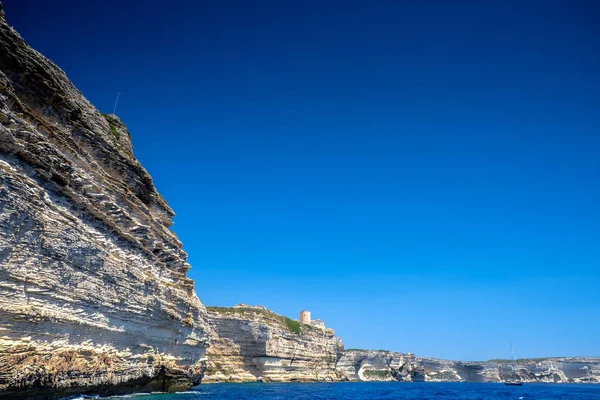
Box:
336, 350, 422, 382
0, 3, 209, 398
338, 351, 600, 383
203, 305, 343, 382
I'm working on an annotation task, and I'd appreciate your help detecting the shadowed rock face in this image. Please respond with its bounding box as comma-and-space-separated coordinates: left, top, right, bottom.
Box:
0, 3, 209, 398
203, 305, 344, 382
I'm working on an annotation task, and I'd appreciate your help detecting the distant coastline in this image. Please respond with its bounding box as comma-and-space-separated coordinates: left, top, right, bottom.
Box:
202, 305, 600, 384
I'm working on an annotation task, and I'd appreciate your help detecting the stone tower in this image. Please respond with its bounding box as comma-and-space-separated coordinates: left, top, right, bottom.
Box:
299, 310, 311, 324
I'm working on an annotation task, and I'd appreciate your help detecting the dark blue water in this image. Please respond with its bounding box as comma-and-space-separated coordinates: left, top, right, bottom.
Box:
88, 382, 600, 400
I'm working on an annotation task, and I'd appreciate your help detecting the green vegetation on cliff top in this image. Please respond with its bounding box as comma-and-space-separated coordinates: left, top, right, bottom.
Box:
345, 348, 391, 352
283, 317, 300, 334
207, 306, 309, 335
206, 306, 282, 320
101, 113, 120, 140
487, 357, 562, 364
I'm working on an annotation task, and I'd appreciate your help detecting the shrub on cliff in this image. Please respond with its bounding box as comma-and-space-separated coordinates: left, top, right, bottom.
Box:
284, 317, 301, 334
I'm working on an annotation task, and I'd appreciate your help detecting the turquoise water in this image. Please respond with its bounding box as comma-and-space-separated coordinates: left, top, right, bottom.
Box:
87, 382, 600, 400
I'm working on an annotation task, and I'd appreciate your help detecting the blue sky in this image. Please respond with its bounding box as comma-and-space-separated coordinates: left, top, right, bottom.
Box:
4, 0, 599, 361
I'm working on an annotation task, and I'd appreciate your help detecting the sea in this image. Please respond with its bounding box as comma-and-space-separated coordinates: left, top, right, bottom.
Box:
71, 382, 600, 400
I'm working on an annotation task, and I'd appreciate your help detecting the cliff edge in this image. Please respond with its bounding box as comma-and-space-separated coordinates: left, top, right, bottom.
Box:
203, 305, 344, 382
0, 3, 210, 398
338, 350, 600, 383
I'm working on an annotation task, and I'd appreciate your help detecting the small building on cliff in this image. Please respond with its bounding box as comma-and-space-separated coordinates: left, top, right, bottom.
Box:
299, 310, 332, 333
299, 310, 311, 323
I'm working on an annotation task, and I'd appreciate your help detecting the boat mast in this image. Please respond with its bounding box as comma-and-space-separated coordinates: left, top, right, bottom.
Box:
505, 341, 524, 385
510, 341, 516, 365
510, 341, 518, 376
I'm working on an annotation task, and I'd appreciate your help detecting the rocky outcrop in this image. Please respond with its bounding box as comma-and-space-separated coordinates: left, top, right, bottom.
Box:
202, 305, 600, 385
336, 350, 424, 382
0, 3, 210, 398
2, 3, 598, 394
490, 357, 600, 383
203, 305, 343, 382
338, 351, 600, 383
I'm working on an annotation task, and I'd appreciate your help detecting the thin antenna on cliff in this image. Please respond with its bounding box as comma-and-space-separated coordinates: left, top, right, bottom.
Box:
112, 92, 123, 115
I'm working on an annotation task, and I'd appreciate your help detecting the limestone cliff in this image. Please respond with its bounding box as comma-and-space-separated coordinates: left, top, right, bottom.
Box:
0, 4, 210, 398
203, 305, 343, 382
338, 350, 600, 383
336, 350, 423, 382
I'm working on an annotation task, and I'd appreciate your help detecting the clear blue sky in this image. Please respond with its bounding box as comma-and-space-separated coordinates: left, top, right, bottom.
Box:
5, 0, 599, 361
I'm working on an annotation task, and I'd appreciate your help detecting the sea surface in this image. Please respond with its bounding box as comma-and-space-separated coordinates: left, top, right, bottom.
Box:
75, 382, 600, 400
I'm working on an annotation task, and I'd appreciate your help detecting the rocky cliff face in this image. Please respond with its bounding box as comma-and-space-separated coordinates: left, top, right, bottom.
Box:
338, 351, 600, 383
204, 319, 600, 385
203, 305, 343, 382
336, 350, 423, 382
0, 4, 210, 398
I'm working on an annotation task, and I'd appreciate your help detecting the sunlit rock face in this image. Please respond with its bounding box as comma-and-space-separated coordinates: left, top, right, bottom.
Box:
0, 3, 210, 398
336, 350, 425, 381
338, 351, 600, 383
203, 305, 344, 382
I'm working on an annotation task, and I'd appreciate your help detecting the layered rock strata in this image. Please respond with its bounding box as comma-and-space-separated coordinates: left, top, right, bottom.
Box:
338, 350, 600, 383
0, 3, 210, 398
336, 350, 423, 382
203, 305, 343, 382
